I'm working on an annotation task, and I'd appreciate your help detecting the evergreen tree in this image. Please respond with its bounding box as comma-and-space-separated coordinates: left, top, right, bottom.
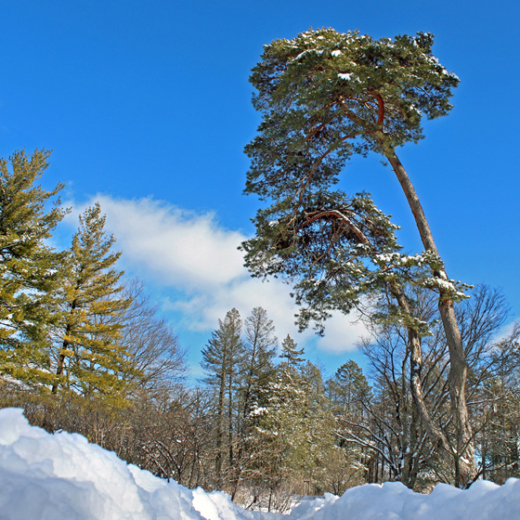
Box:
230, 307, 277, 500
279, 334, 305, 370
240, 307, 277, 417
297, 361, 337, 493
241, 28, 475, 486
250, 340, 336, 497
249, 349, 306, 501
328, 360, 371, 419
326, 360, 371, 481
201, 308, 243, 489
52, 204, 135, 401
0, 150, 67, 386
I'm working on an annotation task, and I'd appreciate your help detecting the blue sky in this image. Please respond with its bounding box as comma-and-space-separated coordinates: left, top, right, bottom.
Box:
1, 1, 518, 380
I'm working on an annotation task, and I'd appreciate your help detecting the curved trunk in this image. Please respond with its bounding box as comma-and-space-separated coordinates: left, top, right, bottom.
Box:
379, 136, 476, 487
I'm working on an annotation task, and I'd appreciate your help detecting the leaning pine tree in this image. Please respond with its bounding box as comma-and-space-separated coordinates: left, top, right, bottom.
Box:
241, 28, 475, 486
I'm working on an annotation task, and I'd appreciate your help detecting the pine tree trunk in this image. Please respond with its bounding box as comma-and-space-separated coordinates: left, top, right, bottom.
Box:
231, 355, 257, 502
379, 137, 476, 487
52, 323, 73, 394
228, 368, 234, 480
216, 364, 226, 489
52, 350, 66, 394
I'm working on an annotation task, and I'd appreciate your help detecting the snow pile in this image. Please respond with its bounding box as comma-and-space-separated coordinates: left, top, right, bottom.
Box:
1, 408, 520, 520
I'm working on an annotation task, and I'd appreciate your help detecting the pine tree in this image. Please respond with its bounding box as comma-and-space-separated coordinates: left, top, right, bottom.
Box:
327, 360, 371, 418
201, 308, 243, 489
250, 340, 336, 497
242, 28, 476, 486
0, 150, 67, 386
326, 360, 371, 478
297, 361, 337, 493
249, 347, 306, 502
279, 334, 304, 370
240, 307, 277, 417
52, 204, 135, 402
230, 307, 277, 500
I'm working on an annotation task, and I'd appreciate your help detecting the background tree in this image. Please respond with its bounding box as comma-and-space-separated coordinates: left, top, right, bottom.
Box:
242, 27, 475, 486
347, 285, 510, 489
248, 339, 338, 505
127, 386, 214, 489
280, 334, 305, 367
240, 307, 277, 418
201, 308, 243, 490
0, 149, 67, 386
326, 360, 372, 485
474, 322, 520, 483
327, 360, 371, 419
230, 307, 277, 499
118, 279, 186, 394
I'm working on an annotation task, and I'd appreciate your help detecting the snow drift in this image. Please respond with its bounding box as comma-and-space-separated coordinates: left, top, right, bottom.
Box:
0, 408, 519, 520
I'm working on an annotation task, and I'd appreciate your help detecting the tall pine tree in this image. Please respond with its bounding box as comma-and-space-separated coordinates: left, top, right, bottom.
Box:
0, 150, 66, 386
240, 307, 277, 418
327, 360, 371, 418
250, 338, 336, 497
230, 307, 277, 500
242, 28, 476, 486
52, 204, 135, 401
201, 308, 243, 489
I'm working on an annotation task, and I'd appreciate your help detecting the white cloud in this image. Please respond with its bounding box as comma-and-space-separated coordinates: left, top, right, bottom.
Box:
314, 310, 370, 353
68, 195, 367, 354
74, 195, 246, 291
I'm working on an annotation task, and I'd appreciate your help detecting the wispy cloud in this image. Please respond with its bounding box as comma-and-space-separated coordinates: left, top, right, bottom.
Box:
92, 196, 245, 290
66, 195, 368, 354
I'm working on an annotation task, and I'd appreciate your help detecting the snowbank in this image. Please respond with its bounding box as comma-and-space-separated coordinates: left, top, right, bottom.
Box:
1, 408, 519, 520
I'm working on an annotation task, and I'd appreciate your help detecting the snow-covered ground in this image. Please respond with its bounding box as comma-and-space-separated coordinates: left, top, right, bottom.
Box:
1, 408, 519, 520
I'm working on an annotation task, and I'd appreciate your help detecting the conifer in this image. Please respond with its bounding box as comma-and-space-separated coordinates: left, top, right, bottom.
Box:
201, 308, 243, 488
52, 203, 136, 402
230, 307, 277, 499
242, 27, 476, 486
328, 360, 371, 418
240, 307, 277, 417
279, 334, 304, 369
251, 340, 336, 496
0, 150, 66, 386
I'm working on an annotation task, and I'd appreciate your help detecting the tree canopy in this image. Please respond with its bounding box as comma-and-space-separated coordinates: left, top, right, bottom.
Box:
242, 28, 466, 332
245, 28, 459, 196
